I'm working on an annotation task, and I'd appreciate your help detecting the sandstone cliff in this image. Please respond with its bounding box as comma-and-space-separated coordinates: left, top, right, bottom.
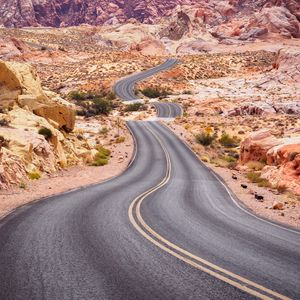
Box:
240, 130, 300, 196
0, 60, 96, 189
0, 0, 299, 34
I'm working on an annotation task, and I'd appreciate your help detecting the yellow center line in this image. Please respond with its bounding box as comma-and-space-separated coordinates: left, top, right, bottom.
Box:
128, 123, 292, 300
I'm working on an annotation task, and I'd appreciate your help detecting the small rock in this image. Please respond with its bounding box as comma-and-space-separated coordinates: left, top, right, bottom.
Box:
272, 201, 284, 210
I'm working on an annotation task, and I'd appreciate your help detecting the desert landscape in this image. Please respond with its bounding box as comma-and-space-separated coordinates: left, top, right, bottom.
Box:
1, 0, 299, 226
0, 1, 300, 299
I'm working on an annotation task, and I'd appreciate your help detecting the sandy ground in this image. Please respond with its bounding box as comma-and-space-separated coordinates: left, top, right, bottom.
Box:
0, 131, 134, 219
167, 122, 300, 229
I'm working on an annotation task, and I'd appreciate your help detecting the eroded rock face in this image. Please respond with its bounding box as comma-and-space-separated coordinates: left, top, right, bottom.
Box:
0, 60, 75, 131
0, 0, 196, 27
240, 129, 300, 195
0, 60, 99, 188
240, 130, 282, 164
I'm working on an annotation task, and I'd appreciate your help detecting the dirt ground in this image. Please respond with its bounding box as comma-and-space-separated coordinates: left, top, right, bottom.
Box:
0, 132, 134, 218
166, 121, 300, 229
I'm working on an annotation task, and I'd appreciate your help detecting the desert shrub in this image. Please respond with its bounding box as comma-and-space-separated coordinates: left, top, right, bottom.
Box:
290, 152, 299, 161
124, 102, 144, 112
92, 157, 109, 166
195, 133, 215, 146
227, 161, 238, 170
19, 182, 27, 189
99, 127, 109, 135
41, 46, 47, 51
116, 136, 126, 143
246, 172, 271, 187
223, 156, 237, 163
69, 91, 86, 101
92, 146, 111, 166
259, 157, 267, 165
28, 171, 41, 180
246, 161, 265, 171
201, 156, 210, 163
38, 127, 53, 140
93, 98, 112, 115
106, 91, 116, 101
141, 87, 169, 98
219, 133, 240, 148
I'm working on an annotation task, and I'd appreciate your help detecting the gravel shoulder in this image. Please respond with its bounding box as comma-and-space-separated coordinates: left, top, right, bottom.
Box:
0, 130, 134, 218
167, 122, 300, 229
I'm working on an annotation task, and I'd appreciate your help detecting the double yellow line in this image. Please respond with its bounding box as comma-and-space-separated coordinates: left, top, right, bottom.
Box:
128, 124, 291, 300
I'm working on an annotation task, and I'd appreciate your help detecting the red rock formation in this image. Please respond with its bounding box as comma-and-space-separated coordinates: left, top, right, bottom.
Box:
240, 129, 300, 195
240, 130, 281, 164
0, 0, 299, 30
0, 0, 197, 27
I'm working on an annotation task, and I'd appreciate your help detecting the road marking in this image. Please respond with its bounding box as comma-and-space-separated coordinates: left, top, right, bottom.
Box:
128, 123, 292, 300
159, 122, 300, 236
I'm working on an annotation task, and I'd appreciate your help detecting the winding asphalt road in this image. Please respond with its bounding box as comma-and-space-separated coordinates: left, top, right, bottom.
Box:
0, 61, 299, 300
113, 58, 179, 102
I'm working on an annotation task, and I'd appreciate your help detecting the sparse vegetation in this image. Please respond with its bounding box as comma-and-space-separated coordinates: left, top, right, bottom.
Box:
70, 90, 114, 117
116, 136, 126, 143
19, 182, 27, 189
28, 171, 41, 180
99, 127, 109, 135
124, 102, 145, 112
141, 87, 169, 99
195, 132, 215, 146
92, 146, 111, 166
38, 127, 53, 140
246, 161, 265, 171
246, 172, 272, 187
219, 133, 240, 148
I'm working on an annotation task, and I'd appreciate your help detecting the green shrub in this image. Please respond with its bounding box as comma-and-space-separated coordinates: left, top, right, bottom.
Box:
93, 98, 112, 115
223, 156, 237, 163
219, 133, 239, 148
124, 102, 144, 112
246, 161, 265, 171
19, 182, 26, 189
141, 87, 169, 98
99, 127, 109, 135
92, 158, 109, 166
116, 136, 125, 143
38, 127, 53, 140
69, 91, 86, 101
246, 172, 271, 187
106, 91, 116, 101
195, 133, 215, 146
92, 146, 111, 166
28, 171, 41, 180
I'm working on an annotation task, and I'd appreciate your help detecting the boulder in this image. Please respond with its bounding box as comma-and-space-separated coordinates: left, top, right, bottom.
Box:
0, 60, 75, 131
240, 130, 282, 164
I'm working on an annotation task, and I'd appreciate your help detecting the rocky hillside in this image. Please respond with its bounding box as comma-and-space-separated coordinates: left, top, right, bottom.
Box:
0, 0, 299, 30
0, 60, 98, 189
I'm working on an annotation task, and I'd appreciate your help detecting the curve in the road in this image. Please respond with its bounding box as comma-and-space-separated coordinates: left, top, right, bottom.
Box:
129, 124, 297, 300
113, 58, 179, 101
0, 60, 299, 300
153, 102, 182, 118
